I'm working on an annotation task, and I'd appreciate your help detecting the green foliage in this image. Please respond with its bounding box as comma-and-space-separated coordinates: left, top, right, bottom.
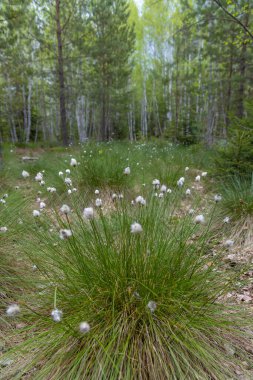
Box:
0, 142, 252, 379
78, 145, 130, 190
2, 185, 252, 379
86, 0, 135, 140
218, 176, 253, 221
214, 117, 253, 177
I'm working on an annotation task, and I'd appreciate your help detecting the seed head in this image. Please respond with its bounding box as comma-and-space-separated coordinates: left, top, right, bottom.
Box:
79, 321, 90, 333
130, 222, 143, 234
124, 167, 130, 175
147, 301, 157, 313
22, 170, 29, 178
95, 198, 102, 207
59, 229, 72, 240
60, 204, 71, 214
83, 207, 94, 220
51, 308, 63, 322
6, 304, 20, 316
70, 158, 77, 167
195, 214, 205, 224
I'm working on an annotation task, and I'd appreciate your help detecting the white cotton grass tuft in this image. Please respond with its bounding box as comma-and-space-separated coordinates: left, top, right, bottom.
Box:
112, 193, 117, 201
189, 208, 195, 215
95, 198, 102, 207
83, 207, 94, 220
6, 303, 20, 316
33, 210, 40, 217
70, 158, 77, 167
64, 178, 72, 186
195, 214, 205, 224
135, 196, 146, 206
147, 300, 157, 313
130, 222, 143, 234
0, 226, 8, 233
68, 189, 72, 195
0, 199, 6, 204
201, 172, 208, 177
59, 171, 64, 176
39, 201, 46, 210
195, 175, 201, 182
224, 239, 234, 248
177, 177, 185, 187
65, 169, 71, 174
35, 172, 43, 182
60, 204, 71, 214
167, 188, 172, 194
95, 189, 99, 195
160, 185, 167, 193
214, 194, 222, 203
40, 180, 45, 186
185, 167, 189, 171
22, 170, 29, 178
124, 166, 130, 175
223, 216, 230, 224
51, 308, 63, 322
59, 229, 72, 240
47, 187, 56, 193
185, 188, 191, 195
79, 321, 91, 333
152, 179, 160, 189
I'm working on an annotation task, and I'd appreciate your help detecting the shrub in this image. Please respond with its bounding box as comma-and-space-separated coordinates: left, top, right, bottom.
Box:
214, 117, 253, 177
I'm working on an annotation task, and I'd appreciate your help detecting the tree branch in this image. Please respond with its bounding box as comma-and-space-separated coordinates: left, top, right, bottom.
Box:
212, 0, 253, 41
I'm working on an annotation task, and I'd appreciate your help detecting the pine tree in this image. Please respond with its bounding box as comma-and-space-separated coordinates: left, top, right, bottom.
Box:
88, 0, 135, 140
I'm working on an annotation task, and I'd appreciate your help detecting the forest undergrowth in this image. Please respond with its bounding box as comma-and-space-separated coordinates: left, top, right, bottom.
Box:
0, 142, 253, 380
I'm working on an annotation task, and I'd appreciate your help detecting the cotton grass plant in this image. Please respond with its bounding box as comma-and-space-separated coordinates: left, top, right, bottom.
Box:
0, 188, 34, 328
217, 176, 253, 245
2, 183, 253, 380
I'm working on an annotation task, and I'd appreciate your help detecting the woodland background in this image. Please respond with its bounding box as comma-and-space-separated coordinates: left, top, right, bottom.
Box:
0, 0, 252, 146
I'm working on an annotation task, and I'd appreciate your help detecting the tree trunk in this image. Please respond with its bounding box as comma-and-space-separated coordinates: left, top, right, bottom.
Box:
236, 12, 249, 119
225, 43, 234, 129
6, 82, 18, 143
174, 48, 180, 141
26, 79, 32, 143
101, 90, 105, 140
55, 0, 68, 146
22, 85, 27, 141
205, 62, 215, 146
76, 96, 88, 143
141, 80, 148, 138
128, 102, 135, 141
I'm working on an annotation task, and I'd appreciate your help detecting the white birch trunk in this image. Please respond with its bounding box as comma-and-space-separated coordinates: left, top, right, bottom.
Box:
26, 80, 32, 143
141, 81, 148, 138
76, 96, 88, 143
22, 85, 27, 140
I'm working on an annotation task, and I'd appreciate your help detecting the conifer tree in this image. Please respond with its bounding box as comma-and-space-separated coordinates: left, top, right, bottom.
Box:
88, 0, 135, 140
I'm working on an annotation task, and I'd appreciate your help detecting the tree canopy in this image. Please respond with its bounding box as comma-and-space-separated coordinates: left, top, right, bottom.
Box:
0, 0, 252, 145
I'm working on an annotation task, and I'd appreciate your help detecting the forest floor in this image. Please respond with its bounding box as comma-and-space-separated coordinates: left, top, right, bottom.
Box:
0, 142, 253, 379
